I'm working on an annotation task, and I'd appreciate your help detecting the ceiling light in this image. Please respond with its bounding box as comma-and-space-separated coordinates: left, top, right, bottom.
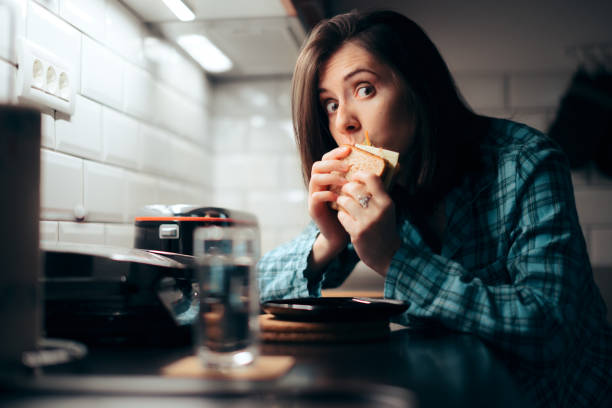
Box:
161, 0, 195, 22
177, 34, 233, 73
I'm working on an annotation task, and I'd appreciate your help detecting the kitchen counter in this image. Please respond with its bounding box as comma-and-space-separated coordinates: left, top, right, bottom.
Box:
0, 324, 528, 407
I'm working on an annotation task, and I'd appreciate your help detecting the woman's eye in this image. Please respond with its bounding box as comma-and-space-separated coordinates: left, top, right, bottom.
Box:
325, 100, 338, 114
356, 85, 374, 98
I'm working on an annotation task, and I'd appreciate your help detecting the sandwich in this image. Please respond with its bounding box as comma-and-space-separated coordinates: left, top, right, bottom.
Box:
330, 143, 400, 210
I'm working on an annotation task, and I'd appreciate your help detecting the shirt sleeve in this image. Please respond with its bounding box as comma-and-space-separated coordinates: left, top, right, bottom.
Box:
257, 221, 360, 302
385, 140, 601, 363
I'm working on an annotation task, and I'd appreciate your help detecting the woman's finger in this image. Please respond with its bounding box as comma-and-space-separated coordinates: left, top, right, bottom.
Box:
336, 194, 363, 218
340, 181, 371, 202
312, 159, 350, 174
310, 190, 339, 204
309, 173, 347, 192
351, 171, 386, 197
336, 206, 358, 234
322, 145, 351, 161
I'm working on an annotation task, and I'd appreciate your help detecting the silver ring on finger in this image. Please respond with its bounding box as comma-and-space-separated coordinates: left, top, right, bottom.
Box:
357, 193, 372, 209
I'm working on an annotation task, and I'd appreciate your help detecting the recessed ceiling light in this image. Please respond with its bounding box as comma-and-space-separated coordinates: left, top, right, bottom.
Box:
161, 0, 195, 22
177, 34, 233, 73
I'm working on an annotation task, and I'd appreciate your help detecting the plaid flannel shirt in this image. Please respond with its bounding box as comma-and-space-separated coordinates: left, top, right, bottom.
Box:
257, 119, 612, 407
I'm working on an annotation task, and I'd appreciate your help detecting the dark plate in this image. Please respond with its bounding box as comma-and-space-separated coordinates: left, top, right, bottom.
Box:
261, 297, 409, 322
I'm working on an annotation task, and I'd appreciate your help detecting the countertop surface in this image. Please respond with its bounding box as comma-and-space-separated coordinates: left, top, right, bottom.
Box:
0, 324, 528, 408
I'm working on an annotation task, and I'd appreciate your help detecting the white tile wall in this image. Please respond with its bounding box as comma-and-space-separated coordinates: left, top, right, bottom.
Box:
105, 224, 134, 248
183, 184, 209, 205
123, 64, 154, 121
199, 148, 213, 187
215, 154, 280, 190
455, 75, 505, 110
249, 191, 310, 255
126, 171, 158, 221
55, 94, 103, 159
211, 78, 308, 253
248, 119, 296, 153
59, 221, 105, 244
509, 73, 572, 109
199, 110, 210, 146
140, 123, 171, 175
591, 229, 612, 267
32, 0, 58, 14
40, 110, 55, 148
0, 60, 16, 103
81, 35, 124, 111
212, 188, 247, 212
0, 9, 9, 61
151, 82, 179, 136
574, 189, 612, 224
104, 0, 144, 67
158, 179, 188, 205
0, 0, 27, 63
153, 82, 206, 142
275, 80, 292, 116
40, 149, 83, 220
102, 107, 140, 169
280, 155, 304, 189
213, 80, 280, 117
0, 0, 212, 253
179, 97, 207, 142
40, 221, 58, 242
153, 45, 210, 105
83, 161, 126, 222
60, 0, 106, 40
246, 190, 308, 228
211, 117, 248, 153
171, 138, 208, 185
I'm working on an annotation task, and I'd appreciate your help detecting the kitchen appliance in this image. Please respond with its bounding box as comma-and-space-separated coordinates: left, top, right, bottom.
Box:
43, 207, 260, 346
134, 205, 259, 256
0, 104, 41, 369
42, 207, 259, 346
42, 242, 195, 346
0, 0, 42, 371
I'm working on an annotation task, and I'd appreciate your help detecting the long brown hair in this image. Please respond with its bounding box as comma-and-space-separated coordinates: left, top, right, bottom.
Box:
291, 10, 487, 211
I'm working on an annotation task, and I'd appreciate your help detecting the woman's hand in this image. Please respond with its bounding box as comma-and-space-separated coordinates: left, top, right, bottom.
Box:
336, 171, 401, 276
308, 146, 351, 269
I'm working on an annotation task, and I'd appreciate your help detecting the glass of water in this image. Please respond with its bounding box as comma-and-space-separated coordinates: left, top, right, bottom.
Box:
193, 225, 260, 369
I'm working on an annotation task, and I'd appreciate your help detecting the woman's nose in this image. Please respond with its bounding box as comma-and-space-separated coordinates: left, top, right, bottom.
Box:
335, 103, 361, 140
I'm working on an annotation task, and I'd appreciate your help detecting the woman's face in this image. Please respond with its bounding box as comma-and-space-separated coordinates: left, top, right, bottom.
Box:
318, 42, 416, 155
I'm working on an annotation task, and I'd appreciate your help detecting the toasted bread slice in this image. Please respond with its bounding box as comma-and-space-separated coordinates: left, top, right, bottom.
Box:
329, 145, 388, 210
355, 144, 400, 189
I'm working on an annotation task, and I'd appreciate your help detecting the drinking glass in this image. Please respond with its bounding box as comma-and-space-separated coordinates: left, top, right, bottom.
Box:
193, 225, 260, 368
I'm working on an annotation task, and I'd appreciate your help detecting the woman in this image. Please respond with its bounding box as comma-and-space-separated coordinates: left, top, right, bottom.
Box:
257, 10, 611, 407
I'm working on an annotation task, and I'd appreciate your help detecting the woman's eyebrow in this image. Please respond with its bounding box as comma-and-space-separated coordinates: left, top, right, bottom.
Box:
318, 68, 379, 94
343, 68, 379, 82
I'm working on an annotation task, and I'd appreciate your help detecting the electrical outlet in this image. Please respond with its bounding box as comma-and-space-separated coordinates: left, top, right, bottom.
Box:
16, 37, 75, 115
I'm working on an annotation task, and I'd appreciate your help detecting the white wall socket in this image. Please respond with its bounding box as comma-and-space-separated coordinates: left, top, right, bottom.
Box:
16, 37, 76, 115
